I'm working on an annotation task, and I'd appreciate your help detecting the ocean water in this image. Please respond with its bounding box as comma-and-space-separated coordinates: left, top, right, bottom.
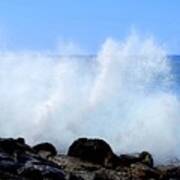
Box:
170, 55, 180, 92
0, 35, 179, 163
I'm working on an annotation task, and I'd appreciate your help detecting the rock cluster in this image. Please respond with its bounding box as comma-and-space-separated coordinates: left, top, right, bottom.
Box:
0, 137, 179, 179
0, 138, 65, 179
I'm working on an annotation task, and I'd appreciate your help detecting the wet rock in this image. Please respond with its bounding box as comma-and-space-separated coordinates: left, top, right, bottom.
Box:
68, 173, 85, 180
131, 163, 160, 179
0, 138, 65, 179
16, 137, 26, 145
33, 142, 57, 159
68, 138, 114, 166
139, 151, 154, 167
20, 167, 42, 180
18, 161, 65, 180
159, 165, 180, 179
118, 151, 154, 167
94, 168, 131, 180
0, 169, 26, 180
0, 138, 33, 155
0, 137, 180, 179
0, 151, 19, 174
118, 154, 140, 166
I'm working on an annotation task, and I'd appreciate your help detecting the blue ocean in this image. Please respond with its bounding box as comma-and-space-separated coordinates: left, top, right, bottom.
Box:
170, 55, 180, 92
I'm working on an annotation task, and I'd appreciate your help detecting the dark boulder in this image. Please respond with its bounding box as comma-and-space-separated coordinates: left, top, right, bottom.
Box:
94, 168, 131, 180
118, 153, 141, 166
118, 151, 154, 167
20, 167, 42, 180
165, 166, 180, 179
16, 137, 25, 145
68, 173, 85, 180
33, 142, 57, 158
0, 170, 25, 180
18, 161, 65, 180
139, 151, 154, 167
68, 138, 114, 166
0, 138, 33, 155
131, 163, 160, 179
0, 137, 65, 179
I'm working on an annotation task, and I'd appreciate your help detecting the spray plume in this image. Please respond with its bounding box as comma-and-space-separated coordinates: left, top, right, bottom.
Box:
0, 34, 179, 163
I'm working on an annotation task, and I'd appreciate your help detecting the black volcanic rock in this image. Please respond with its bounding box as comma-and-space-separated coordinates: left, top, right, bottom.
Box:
0, 137, 65, 179
158, 165, 180, 179
68, 174, 84, 180
33, 142, 57, 158
16, 137, 26, 144
118, 151, 154, 167
130, 163, 160, 179
19, 162, 65, 180
0, 137, 180, 179
139, 151, 154, 167
68, 138, 115, 166
0, 137, 33, 155
118, 153, 140, 166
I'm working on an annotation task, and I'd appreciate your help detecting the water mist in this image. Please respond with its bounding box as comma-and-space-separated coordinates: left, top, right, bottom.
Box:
0, 34, 179, 163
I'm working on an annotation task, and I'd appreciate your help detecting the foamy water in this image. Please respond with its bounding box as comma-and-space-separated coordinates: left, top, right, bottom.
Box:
0, 34, 179, 163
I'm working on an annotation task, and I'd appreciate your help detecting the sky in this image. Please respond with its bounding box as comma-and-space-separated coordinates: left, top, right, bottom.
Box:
0, 0, 180, 54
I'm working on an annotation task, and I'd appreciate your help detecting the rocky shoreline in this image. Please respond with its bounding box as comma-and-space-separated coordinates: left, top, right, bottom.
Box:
0, 137, 179, 180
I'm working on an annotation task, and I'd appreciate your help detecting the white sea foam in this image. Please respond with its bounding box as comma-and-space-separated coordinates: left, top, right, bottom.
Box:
0, 34, 179, 162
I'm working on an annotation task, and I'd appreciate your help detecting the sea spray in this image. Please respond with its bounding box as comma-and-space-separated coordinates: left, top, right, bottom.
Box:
0, 34, 179, 163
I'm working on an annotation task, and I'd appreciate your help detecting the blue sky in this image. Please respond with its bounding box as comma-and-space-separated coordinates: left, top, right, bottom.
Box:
0, 0, 180, 53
